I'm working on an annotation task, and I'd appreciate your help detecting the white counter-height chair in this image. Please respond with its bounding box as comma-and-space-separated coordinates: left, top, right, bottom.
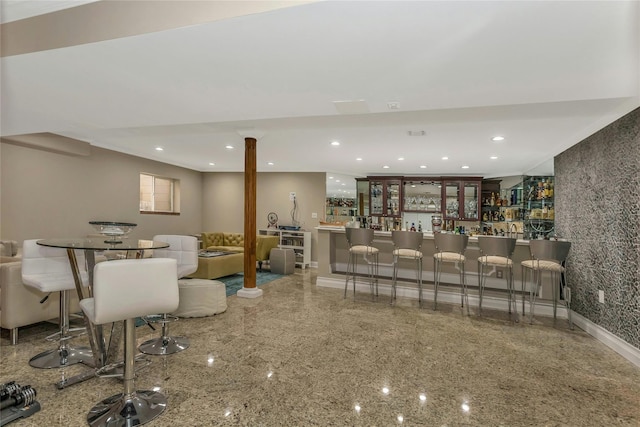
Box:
344, 228, 379, 300
390, 230, 423, 306
21, 239, 93, 369
81, 258, 178, 427
477, 236, 518, 320
433, 233, 469, 313
138, 235, 198, 355
521, 239, 572, 328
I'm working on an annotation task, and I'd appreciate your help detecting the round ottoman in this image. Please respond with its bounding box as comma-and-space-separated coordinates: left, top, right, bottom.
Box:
172, 279, 227, 318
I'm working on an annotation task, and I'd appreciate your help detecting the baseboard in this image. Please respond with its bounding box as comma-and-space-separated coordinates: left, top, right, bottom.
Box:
316, 276, 640, 368
570, 311, 640, 368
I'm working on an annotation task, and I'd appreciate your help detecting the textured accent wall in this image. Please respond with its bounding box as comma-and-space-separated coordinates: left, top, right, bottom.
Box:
555, 107, 639, 348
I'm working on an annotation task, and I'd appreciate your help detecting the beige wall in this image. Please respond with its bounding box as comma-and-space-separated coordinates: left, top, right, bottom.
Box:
202, 172, 326, 262
1, 142, 326, 263
0, 143, 203, 242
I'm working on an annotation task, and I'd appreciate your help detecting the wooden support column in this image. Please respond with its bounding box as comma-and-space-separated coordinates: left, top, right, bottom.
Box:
237, 136, 262, 298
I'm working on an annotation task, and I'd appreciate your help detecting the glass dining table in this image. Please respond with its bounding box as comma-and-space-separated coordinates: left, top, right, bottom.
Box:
36, 238, 170, 389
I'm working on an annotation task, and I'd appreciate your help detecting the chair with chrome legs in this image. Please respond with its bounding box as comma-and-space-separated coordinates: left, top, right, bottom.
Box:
477, 236, 518, 320
344, 228, 379, 300
521, 239, 572, 328
81, 258, 179, 427
139, 235, 198, 355
433, 233, 469, 313
21, 239, 93, 369
390, 230, 423, 306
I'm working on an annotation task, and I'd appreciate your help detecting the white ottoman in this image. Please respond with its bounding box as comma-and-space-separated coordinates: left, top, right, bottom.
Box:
270, 248, 295, 275
172, 279, 227, 318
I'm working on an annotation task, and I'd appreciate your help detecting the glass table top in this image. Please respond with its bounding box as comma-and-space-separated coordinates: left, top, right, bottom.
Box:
37, 238, 169, 251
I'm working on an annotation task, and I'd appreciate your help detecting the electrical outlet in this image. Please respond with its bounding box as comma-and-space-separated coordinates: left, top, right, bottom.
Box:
598, 290, 605, 304
311, 212, 317, 219
289, 192, 296, 201
496, 270, 503, 279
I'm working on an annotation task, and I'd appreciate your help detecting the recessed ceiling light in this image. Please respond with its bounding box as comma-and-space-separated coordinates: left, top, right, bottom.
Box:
442, 156, 449, 160
331, 141, 340, 146
419, 165, 427, 169
398, 157, 404, 161
490, 156, 498, 160
341, 183, 346, 186
492, 136, 505, 141
336, 180, 341, 183
155, 147, 164, 151
225, 145, 234, 149
382, 165, 390, 169
329, 176, 334, 179
209, 162, 215, 166
461, 165, 470, 169
411, 184, 416, 188
267, 162, 274, 166
356, 157, 363, 161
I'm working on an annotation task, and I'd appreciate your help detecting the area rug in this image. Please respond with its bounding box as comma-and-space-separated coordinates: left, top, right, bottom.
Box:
217, 271, 285, 296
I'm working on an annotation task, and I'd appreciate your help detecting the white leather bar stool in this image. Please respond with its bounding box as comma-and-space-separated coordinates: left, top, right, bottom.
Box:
433, 233, 469, 313
81, 258, 179, 427
21, 239, 93, 369
344, 228, 379, 300
477, 236, 518, 320
139, 235, 198, 356
521, 239, 572, 328
390, 230, 423, 306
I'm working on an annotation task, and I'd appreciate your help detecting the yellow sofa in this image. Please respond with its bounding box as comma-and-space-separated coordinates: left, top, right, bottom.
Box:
201, 232, 279, 269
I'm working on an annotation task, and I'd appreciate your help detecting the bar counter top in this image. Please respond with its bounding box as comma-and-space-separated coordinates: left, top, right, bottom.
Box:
315, 226, 558, 308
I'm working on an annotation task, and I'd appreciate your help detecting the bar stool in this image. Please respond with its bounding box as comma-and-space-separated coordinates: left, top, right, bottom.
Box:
139, 235, 198, 355
390, 230, 423, 306
80, 258, 179, 427
521, 239, 572, 328
344, 228, 379, 300
21, 239, 93, 369
477, 236, 518, 319
433, 233, 469, 313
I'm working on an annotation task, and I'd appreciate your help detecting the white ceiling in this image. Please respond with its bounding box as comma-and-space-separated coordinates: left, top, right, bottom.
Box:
2, 1, 639, 198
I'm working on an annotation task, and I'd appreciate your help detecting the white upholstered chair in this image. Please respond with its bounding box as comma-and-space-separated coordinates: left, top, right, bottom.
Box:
81, 258, 178, 427
138, 235, 198, 355
21, 239, 93, 369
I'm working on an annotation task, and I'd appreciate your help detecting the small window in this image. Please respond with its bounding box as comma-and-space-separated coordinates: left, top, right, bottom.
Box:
140, 173, 180, 214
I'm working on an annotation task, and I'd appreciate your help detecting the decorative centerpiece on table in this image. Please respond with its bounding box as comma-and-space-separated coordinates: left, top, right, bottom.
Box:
89, 221, 137, 244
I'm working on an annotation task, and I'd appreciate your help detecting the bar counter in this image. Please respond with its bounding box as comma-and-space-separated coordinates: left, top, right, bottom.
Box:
316, 226, 556, 308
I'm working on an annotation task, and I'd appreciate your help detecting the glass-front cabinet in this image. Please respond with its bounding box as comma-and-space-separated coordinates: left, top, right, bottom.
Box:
442, 178, 481, 221
402, 180, 441, 212
369, 177, 402, 217
443, 181, 461, 219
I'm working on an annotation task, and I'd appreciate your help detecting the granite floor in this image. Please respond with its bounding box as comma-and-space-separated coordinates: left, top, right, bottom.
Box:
1, 269, 639, 426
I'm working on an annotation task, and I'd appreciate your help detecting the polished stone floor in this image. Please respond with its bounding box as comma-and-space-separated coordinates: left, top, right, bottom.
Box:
2, 269, 640, 426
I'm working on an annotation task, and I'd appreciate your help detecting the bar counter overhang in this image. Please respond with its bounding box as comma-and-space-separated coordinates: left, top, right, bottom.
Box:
316, 226, 569, 319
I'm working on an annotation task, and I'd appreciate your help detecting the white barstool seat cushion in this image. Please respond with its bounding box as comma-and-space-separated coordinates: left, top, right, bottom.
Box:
172, 279, 227, 318
434, 252, 465, 262
478, 255, 513, 267
350, 245, 379, 255
521, 259, 564, 272
23, 271, 89, 292
393, 248, 423, 258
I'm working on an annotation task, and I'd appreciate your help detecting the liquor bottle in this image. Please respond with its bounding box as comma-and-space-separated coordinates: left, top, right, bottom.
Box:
490, 193, 495, 206
410, 222, 416, 232
418, 221, 422, 232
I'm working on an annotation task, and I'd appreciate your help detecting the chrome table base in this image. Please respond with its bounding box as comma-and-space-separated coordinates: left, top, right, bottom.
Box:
138, 335, 189, 355
29, 345, 93, 369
